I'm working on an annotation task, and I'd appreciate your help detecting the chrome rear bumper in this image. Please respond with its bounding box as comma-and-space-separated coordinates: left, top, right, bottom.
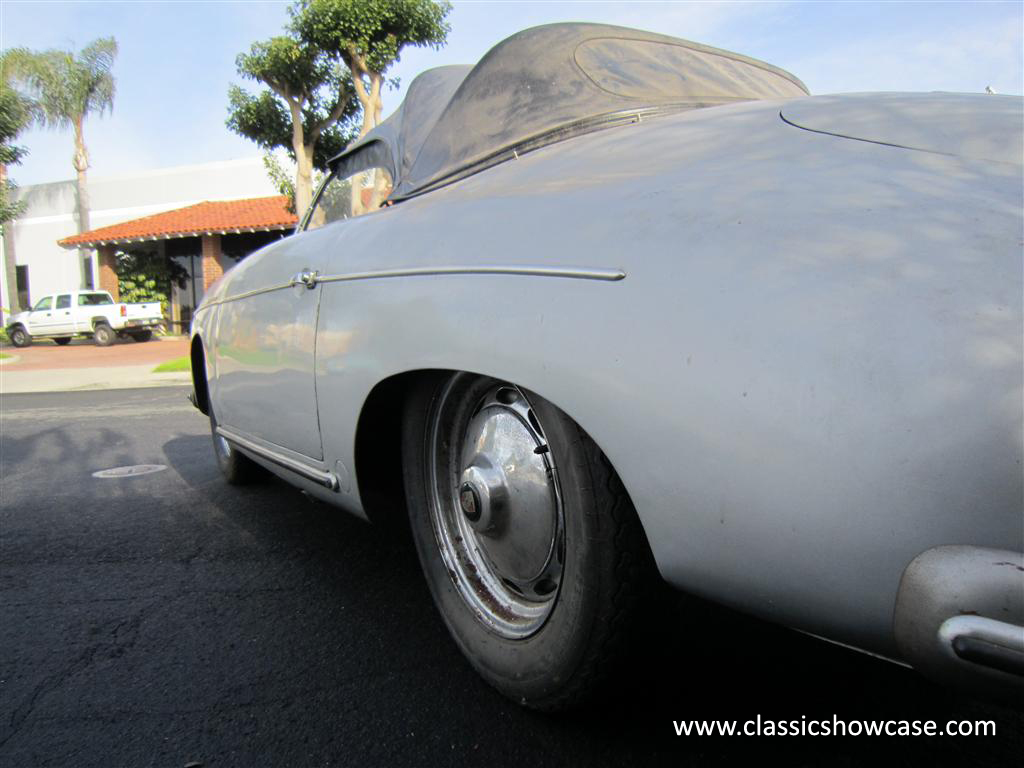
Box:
894, 545, 1023, 703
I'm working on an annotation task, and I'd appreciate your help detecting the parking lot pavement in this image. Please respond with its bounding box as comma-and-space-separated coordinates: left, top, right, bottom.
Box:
1, 387, 1021, 767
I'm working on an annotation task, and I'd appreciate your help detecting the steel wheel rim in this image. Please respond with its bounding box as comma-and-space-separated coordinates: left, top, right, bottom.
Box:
427, 377, 565, 639
215, 433, 232, 458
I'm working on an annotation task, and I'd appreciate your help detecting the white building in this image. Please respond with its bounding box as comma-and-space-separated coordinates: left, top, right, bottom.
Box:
2, 156, 280, 322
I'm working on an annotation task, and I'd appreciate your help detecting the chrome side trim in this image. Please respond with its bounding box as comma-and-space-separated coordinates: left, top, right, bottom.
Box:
216, 426, 339, 490
200, 265, 625, 310
316, 265, 626, 284
194, 281, 294, 315
220, 281, 294, 303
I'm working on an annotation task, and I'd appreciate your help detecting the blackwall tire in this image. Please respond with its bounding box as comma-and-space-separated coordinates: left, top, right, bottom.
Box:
209, 409, 267, 485
9, 326, 31, 348
402, 372, 650, 711
93, 324, 115, 347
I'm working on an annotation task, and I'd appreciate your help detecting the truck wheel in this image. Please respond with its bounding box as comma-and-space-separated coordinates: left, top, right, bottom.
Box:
402, 372, 651, 711
130, 330, 153, 342
9, 325, 31, 348
53, 337, 72, 346
93, 323, 115, 347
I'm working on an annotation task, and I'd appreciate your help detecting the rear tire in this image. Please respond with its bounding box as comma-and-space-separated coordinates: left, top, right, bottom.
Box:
9, 326, 31, 347
402, 372, 650, 711
209, 409, 267, 485
130, 330, 153, 342
92, 323, 115, 347
53, 337, 72, 346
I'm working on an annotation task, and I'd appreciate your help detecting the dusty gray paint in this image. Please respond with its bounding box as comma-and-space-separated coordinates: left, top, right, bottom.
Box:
195, 83, 1022, 664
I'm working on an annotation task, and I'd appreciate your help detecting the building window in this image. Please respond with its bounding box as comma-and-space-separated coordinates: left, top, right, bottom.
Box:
83, 255, 94, 289
15, 265, 30, 310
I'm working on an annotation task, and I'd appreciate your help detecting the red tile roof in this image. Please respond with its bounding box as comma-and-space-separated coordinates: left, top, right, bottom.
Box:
58, 196, 297, 248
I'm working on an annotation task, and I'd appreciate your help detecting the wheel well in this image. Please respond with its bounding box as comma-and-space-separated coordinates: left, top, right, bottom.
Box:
190, 336, 210, 415
91, 317, 110, 329
352, 369, 650, 562
354, 371, 427, 528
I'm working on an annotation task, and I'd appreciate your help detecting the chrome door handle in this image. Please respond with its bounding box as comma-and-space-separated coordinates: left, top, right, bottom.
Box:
291, 269, 319, 289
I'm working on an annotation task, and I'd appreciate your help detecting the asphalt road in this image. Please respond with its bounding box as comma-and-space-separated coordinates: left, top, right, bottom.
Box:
1, 388, 1021, 767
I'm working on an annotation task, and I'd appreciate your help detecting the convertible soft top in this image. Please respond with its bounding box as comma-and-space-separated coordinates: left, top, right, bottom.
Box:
331, 23, 808, 199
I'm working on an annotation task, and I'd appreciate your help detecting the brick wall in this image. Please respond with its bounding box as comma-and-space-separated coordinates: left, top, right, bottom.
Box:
97, 246, 119, 301
201, 234, 223, 293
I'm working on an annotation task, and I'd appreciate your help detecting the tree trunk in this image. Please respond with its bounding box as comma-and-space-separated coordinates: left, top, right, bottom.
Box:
1, 162, 20, 318
295, 146, 314, 219
349, 68, 384, 216
366, 73, 386, 210
288, 102, 314, 218
73, 116, 90, 233
2, 225, 18, 319
73, 116, 94, 287
371, 73, 383, 128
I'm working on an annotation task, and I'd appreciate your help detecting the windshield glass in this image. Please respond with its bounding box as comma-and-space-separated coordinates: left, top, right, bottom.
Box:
304, 166, 393, 231
77, 292, 113, 306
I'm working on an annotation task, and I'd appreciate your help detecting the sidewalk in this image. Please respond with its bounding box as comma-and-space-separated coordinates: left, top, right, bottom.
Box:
0, 364, 191, 393
0, 336, 191, 393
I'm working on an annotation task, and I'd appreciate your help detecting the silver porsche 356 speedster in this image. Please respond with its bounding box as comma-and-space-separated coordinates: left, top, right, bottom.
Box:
190, 24, 1023, 708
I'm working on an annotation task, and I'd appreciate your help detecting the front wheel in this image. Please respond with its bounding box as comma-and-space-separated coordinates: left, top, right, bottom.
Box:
92, 323, 115, 347
402, 373, 650, 710
8, 326, 31, 348
209, 409, 267, 485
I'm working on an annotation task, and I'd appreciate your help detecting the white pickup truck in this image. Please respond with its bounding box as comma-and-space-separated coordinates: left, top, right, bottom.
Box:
5, 290, 164, 347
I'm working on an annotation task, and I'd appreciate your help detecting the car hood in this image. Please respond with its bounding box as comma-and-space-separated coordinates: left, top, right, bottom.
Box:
781, 92, 1022, 164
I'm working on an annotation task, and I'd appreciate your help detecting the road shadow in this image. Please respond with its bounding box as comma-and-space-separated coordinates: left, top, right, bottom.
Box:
157, 434, 1023, 766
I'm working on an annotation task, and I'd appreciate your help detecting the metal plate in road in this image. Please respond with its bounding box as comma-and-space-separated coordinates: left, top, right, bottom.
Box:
92, 464, 168, 478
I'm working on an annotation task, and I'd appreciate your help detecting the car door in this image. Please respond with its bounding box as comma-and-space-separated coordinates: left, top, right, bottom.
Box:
210, 232, 331, 460
25, 296, 55, 335
210, 166, 392, 460
74, 292, 115, 333
50, 294, 75, 334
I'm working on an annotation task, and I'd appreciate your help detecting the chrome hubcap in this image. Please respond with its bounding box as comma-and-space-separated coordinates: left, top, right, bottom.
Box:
428, 378, 564, 639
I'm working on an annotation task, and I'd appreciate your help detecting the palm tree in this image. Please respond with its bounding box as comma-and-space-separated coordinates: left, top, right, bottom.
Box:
6, 37, 117, 239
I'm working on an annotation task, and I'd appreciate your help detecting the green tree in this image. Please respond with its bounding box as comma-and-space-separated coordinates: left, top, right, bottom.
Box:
0, 52, 38, 316
115, 248, 187, 319
5, 38, 117, 238
293, 0, 451, 139
227, 33, 359, 216
0, 83, 31, 229
292, 0, 452, 212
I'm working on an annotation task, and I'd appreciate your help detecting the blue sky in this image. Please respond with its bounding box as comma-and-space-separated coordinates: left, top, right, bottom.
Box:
3, 1, 1021, 186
